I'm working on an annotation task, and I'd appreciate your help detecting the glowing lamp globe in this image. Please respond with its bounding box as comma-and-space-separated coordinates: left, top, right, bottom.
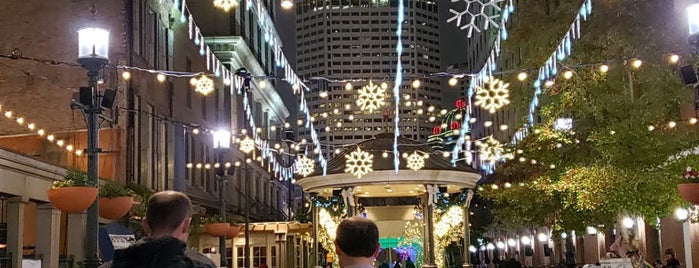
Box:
213, 130, 232, 150
78, 28, 110, 60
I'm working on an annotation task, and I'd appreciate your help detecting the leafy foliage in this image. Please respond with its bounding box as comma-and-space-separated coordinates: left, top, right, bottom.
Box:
52, 170, 89, 188
99, 181, 135, 198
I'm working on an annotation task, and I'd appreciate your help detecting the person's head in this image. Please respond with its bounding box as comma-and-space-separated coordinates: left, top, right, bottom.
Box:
334, 217, 380, 261
664, 248, 676, 260
142, 191, 193, 241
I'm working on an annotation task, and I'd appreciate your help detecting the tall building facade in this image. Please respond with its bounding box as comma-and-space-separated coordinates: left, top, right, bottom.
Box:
295, 0, 442, 156
0, 0, 294, 266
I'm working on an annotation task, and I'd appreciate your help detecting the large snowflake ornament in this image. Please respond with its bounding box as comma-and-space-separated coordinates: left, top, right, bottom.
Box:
295, 155, 315, 177
239, 136, 255, 154
477, 136, 507, 164
194, 75, 215, 95
475, 76, 510, 114
345, 148, 374, 178
356, 80, 386, 113
406, 151, 427, 171
447, 0, 505, 38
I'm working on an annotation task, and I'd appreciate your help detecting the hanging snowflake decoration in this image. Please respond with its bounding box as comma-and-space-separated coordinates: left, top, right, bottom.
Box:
345, 148, 374, 178
477, 136, 510, 164
213, 0, 238, 12
475, 76, 510, 114
295, 155, 315, 177
405, 151, 428, 171
447, 0, 505, 38
193, 75, 215, 96
356, 80, 386, 113
239, 136, 255, 154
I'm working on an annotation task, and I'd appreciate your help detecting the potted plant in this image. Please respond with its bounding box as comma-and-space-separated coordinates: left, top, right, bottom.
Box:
679, 166, 699, 204
226, 221, 241, 239
203, 215, 230, 237
47, 170, 98, 213
99, 181, 136, 220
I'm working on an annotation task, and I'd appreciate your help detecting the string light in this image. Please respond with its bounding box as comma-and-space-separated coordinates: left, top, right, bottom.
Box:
0, 104, 81, 156
345, 82, 353, 91
122, 71, 131, 80
563, 70, 573, 80
631, 59, 643, 69
411, 79, 421, 89
599, 64, 610, 73
448, 77, 458, 87
517, 72, 528, 81
690, 118, 697, 125
213, 0, 237, 12
669, 54, 680, 64
157, 73, 166, 82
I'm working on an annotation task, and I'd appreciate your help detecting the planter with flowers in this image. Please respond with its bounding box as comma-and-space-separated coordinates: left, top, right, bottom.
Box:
98, 181, 136, 220
226, 222, 242, 239
203, 215, 230, 237
679, 166, 699, 205
47, 170, 98, 213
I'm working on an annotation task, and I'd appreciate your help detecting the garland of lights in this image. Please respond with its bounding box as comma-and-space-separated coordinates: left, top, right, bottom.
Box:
434, 206, 465, 268
318, 209, 342, 268
0, 104, 83, 156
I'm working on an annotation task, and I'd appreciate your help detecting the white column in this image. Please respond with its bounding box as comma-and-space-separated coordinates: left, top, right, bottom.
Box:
683, 221, 692, 268
66, 212, 87, 262
7, 197, 27, 268
36, 204, 61, 268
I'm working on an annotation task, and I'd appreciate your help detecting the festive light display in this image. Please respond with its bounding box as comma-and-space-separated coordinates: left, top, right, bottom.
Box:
392, 0, 406, 174
295, 155, 315, 177
405, 151, 427, 171
193, 75, 215, 95
448, 0, 507, 38
213, 0, 237, 12
239, 136, 255, 154
477, 136, 508, 164
434, 206, 465, 267
0, 104, 82, 156
474, 76, 511, 114
356, 80, 386, 113
344, 148, 374, 179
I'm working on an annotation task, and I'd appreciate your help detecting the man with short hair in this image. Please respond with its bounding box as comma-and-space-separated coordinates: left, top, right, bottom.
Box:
334, 217, 380, 268
101, 191, 216, 268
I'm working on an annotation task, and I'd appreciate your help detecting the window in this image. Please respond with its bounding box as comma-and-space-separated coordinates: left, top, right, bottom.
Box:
252, 246, 267, 267
271, 246, 277, 268
237, 247, 245, 268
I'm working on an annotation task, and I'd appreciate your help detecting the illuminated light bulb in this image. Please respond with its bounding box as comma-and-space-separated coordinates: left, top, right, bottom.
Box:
345, 82, 353, 90
380, 82, 388, 89
333, 108, 340, 114
196, 163, 203, 169
556, 143, 562, 148
224, 78, 231, 86
544, 80, 555, 87
47, 135, 55, 142
204, 164, 211, 169
297, 119, 303, 125
491, 184, 499, 190
284, 122, 291, 128
412, 79, 421, 89
190, 77, 198, 86
37, 129, 45, 136
549, 164, 556, 169
675, 207, 689, 221
16, 117, 24, 125
157, 73, 166, 82
122, 71, 131, 80
504, 182, 512, 188
455, 114, 463, 120
403, 94, 411, 100
483, 121, 493, 127
610, 130, 616, 135
599, 64, 609, 73
214, 163, 221, 168
56, 140, 64, 147
292, 84, 299, 91
241, 129, 247, 134
256, 127, 262, 133
499, 124, 508, 131
516, 149, 524, 154
280, 0, 293, 9
448, 77, 458, 87
530, 159, 537, 164
521, 236, 531, 245
235, 161, 241, 167
519, 157, 526, 162
622, 217, 634, 228
669, 54, 680, 64
4, 111, 12, 118
75, 150, 83, 156
336, 122, 342, 127
186, 163, 194, 169
325, 126, 330, 132
440, 109, 448, 115
442, 151, 450, 158
27, 123, 35, 130
405, 102, 412, 107
668, 121, 677, 128
517, 72, 528, 81
313, 148, 319, 154
65, 144, 74, 152
224, 162, 232, 168
348, 115, 354, 120
427, 106, 435, 112
469, 118, 477, 123
334, 148, 341, 154
631, 59, 642, 69
538, 233, 548, 242
258, 80, 267, 89
563, 70, 573, 80
533, 129, 541, 134
192, 128, 200, 135
274, 143, 281, 149
690, 118, 698, 125
429, 116, 436, 122
321, 112, 328, 118
344, 104, 351, 110
648, 125, 655, 131
417, 100, 424, 106
319, 91, 328, 98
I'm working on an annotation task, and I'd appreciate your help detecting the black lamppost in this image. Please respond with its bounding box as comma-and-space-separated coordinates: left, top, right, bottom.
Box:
213, 129, 232, 267
74, 27, 112, 268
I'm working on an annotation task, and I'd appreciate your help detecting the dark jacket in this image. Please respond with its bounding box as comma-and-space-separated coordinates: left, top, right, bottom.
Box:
99, 236, 216, 268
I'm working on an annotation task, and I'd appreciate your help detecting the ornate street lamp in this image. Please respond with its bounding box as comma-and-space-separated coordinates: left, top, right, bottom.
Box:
76, 26, 110, 268
213, 129, 232, 267
281, 0, 294, 10
688, 2, 699, 52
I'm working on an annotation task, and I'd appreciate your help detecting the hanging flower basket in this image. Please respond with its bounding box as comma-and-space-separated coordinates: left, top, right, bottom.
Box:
99, 196, 135, 220
678, 183, 699, 205
47, 187, 98, 213
205, 223, 231, 237
226, 225, 242, 239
